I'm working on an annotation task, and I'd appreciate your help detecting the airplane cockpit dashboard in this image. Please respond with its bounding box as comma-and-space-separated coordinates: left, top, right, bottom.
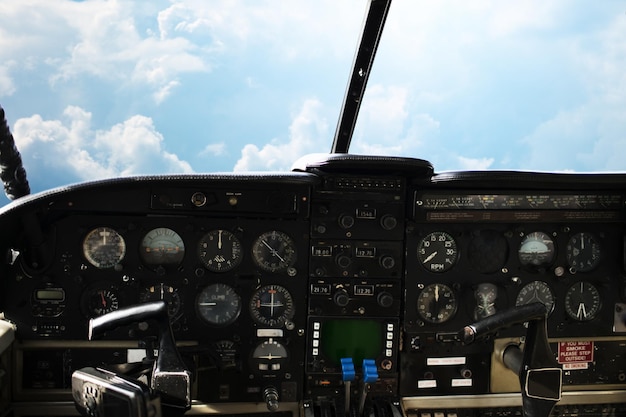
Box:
1, 1, 625, 417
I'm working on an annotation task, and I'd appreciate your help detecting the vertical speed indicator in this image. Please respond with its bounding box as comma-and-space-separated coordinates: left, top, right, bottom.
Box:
417, 231, 458, 273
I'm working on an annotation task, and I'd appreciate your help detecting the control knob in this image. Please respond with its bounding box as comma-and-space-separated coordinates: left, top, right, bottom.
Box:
377, 291, 394, 308
333, 289, 350, 307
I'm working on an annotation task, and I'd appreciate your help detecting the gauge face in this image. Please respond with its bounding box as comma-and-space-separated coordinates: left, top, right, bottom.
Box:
82, 286, 120, 317
566, 233, 601, 273
251, 339, 288, 374
139, 283, 181, 320
417, 232, 458, 273
515, 280, 555, 315
518, 231, 555, 267
416, 283, 457, 324
468, 230, 508, 274
140, 227, 185, 266
252, 231, 297, 273
474, 282, 498, 319
249, 285, 295, 327
565, 281, 601, 321
82, 227, 126, 269
214, 340, 238, 369
196, 283, 241, 326
198, 230, 243, 272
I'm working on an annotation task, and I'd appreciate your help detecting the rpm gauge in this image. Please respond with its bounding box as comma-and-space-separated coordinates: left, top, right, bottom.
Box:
196, 283, 241, 326
81, 285, 120, 317
82, 227, 126, 269
417, 232, 458, 273
249, 284, 295, 327
518, 231, 555, 267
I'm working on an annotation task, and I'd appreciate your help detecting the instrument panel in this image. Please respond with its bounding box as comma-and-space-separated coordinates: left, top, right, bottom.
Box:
0, 163, 625, 416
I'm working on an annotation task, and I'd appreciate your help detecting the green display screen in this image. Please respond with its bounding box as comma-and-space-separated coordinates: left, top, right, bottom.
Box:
320, 319, 382, 366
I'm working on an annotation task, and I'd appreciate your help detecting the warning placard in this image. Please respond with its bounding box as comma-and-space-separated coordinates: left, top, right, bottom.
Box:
557, 341, 594, 368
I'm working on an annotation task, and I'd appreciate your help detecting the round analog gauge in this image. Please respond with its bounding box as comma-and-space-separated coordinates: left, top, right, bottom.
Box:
249, 285, 295, 327
474, 282, 498, 320
417, 231, 458, 273
566, 233, 601, 273
518, 232, 555, 267
139, 283, 181, 320
198, 230, 243, 272
196, 283, 241, 326
81, 285, 120, 317
468, 230, 508, 274
564, 281, 601, 321
140, 228, 185, 266
515, 280, 555, 315
416, 283, 457, 324
82, 227, 126, 269
252, 231, 297, 273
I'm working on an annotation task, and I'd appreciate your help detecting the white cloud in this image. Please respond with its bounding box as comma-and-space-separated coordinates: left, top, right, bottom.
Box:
200, 142, 227, 157
13, 106, 193, 187
0, 64, 16, 97
457, 156, 495, 170
233, 99, 328, 171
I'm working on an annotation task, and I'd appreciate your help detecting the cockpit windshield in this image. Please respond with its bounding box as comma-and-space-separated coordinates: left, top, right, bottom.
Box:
1, 1, 624, 206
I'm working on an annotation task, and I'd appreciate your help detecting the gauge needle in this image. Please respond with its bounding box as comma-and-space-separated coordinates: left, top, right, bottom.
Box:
435, 284, 439, 302
262, 240, 285, 262
423, 251, 437, 264
100, 291, 106, 307
218, 230, 223, 249
199, 302, 217, 306
577, 303, 587, 319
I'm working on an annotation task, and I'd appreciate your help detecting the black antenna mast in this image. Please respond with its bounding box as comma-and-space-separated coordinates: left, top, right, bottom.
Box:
331, 0, 392, 154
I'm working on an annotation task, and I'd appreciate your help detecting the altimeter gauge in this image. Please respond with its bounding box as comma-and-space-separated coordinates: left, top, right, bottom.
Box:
196, 283, 241, 326
198, 229, 243, 272
564, 281, 601, 321
566, 232, 601, 273
82, 227, 126, 269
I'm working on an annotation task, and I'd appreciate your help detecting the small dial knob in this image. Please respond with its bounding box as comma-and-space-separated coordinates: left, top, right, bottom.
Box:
333, 289, 350, 307
377, 291, 394, 308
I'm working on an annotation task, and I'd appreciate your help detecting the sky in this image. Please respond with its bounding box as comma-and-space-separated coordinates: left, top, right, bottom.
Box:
1, 1, 625, 205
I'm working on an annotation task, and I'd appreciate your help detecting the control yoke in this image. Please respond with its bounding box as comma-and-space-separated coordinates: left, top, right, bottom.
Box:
458, 302, 562, 417
72, 301, 191, 417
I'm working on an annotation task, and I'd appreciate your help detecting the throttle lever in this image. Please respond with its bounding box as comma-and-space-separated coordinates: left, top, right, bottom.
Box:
458, 302, 562, 417
89, 301, 191, 412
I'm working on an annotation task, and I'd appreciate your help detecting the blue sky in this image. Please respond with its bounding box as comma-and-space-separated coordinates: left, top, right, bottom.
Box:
1, 1, 625, 205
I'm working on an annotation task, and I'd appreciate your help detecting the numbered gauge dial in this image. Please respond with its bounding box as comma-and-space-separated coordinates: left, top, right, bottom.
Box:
196, 283, 241, 326
252, 231, 297, 273
81, 285, 120, 317
417, 232, 458, 273
518, 232, 555, 267
198, 230, 243, 272
565, 281, 601, 321
140, 228, 185, 266
515, 280, 555, 315
249, 285, 295, 327
566, 233, 601, 273
416, 283, 457, 324
139, 283, 181, 320
474, 282, 498, 320
82, 227, 126, 269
